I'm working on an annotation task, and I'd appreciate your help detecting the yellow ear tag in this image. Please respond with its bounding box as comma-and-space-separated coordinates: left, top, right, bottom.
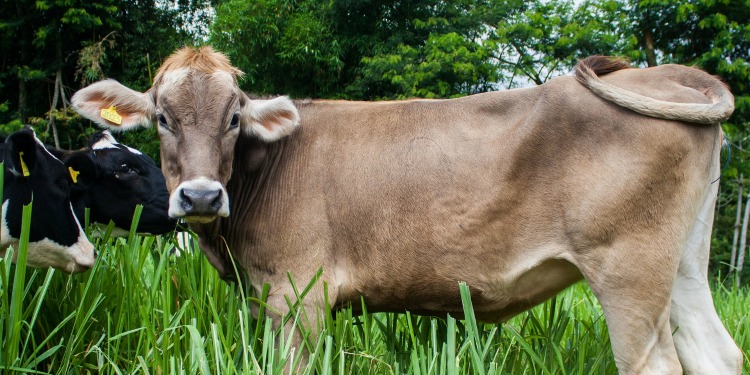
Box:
19, 151, 30, 177
100, 106, 123, 125
68, 167, 80, 183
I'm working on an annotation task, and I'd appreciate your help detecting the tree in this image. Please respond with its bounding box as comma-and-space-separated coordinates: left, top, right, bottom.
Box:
0, 0, 212, 154
211, 0, 344, 98
0, 0, 118, 140
491, 0, 639, 87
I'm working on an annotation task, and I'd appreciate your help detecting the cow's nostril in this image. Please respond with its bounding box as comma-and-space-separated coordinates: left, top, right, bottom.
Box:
180, 189, 194, 211
210, 194, 222, 211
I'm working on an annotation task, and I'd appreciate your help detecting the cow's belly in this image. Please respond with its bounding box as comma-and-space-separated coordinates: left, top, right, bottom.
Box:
471, 258, 583, 322
336, 245, 583, 322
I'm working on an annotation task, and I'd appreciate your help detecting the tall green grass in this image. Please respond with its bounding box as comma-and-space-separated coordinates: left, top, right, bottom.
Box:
0, 221, 748, 374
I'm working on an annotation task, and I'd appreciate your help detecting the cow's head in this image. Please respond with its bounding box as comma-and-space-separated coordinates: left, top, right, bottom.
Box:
1, 128, 96, 272
58, 131, 177, 235
71, 46, 300, 223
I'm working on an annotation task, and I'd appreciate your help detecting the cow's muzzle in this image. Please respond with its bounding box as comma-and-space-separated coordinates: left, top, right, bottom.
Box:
169, 178, 230, 222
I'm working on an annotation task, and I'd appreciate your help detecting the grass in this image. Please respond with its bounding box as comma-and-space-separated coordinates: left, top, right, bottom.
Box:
0, 218, 748, 374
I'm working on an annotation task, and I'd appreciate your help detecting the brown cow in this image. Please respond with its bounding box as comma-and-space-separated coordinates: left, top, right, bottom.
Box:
71, 47, 742, 374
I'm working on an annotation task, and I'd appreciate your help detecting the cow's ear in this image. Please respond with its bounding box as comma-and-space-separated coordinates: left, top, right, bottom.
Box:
5, 128, 39, 177
240, 95, 300, 142
64, 153, 97, 190
72, 79, 155, 131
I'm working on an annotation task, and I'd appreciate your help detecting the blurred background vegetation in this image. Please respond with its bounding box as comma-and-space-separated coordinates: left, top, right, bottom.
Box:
1, 0, 749, 281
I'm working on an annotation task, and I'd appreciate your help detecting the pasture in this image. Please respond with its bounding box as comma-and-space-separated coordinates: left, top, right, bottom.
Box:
0, 208, 748, 374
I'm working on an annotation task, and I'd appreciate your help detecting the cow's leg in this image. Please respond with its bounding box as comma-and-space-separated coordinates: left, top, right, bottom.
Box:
264, 293, 313, 373
670, 186, 743, 374
579, 240, 683, 375
263, 276, 334, 373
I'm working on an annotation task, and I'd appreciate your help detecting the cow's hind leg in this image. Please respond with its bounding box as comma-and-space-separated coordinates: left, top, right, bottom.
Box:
579, 238, 683, 375
670, 185, 743, 374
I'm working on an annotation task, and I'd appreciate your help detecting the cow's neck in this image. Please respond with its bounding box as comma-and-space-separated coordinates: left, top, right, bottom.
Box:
190, 133, 294, 287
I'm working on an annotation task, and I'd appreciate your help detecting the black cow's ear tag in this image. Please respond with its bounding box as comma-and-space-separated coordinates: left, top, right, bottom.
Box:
69, 167, 80, 183
19, 152, 30, 177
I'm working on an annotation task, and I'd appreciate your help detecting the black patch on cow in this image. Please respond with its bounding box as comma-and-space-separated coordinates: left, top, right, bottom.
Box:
1, 127, 94, 246
67, 131, 176, 234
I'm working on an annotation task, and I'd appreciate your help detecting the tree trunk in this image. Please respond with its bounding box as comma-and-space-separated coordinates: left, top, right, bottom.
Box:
48, 70, 61, 149
730, 176, 743, 271
47, 30, 63, 148
643, 29, 657, 67
737, 191, 750, 287
15, 0, 29, 121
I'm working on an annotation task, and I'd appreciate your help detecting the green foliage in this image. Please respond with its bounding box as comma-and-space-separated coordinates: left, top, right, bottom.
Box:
211, 0, 344, 97
493, 0, 639, 86
361, 32, 498, 99
75, 31, 116, 86
0, 0, 208, 157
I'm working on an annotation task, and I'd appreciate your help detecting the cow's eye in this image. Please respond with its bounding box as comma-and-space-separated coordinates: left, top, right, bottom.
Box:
228, 113, 240, 129
118, 164, 136, 175
157, 113, 169, 128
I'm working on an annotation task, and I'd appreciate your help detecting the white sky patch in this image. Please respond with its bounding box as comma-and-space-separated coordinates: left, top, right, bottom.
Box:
156, 0, 215, 42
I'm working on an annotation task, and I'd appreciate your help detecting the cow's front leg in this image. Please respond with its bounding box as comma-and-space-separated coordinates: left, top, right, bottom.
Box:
262, 294, 312, 373
261, 275, 336, 373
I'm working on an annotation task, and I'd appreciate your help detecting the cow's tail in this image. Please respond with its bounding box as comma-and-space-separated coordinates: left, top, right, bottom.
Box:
575, 56, 734, 124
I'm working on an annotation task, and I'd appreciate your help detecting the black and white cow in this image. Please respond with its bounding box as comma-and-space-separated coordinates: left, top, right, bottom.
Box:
51, 131, 176, 236
0, 127, 96, 272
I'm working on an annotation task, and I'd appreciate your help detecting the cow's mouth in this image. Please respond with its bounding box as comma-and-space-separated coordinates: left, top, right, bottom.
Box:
184, 215, 218, 224
66, 261, 94, 274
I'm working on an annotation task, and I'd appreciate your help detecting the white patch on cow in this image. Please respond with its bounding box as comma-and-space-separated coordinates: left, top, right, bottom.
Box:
0, 201, 95, 272
334, 266, 351, 290
670, 180, 743, 373
32, 132, 62, 163
91, 131, 120, 150
156, 68, 191, 96
124, 146, 143, 155
92, 131, 142, 155
1, 200, 12, 248
169, 177, 230, 220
